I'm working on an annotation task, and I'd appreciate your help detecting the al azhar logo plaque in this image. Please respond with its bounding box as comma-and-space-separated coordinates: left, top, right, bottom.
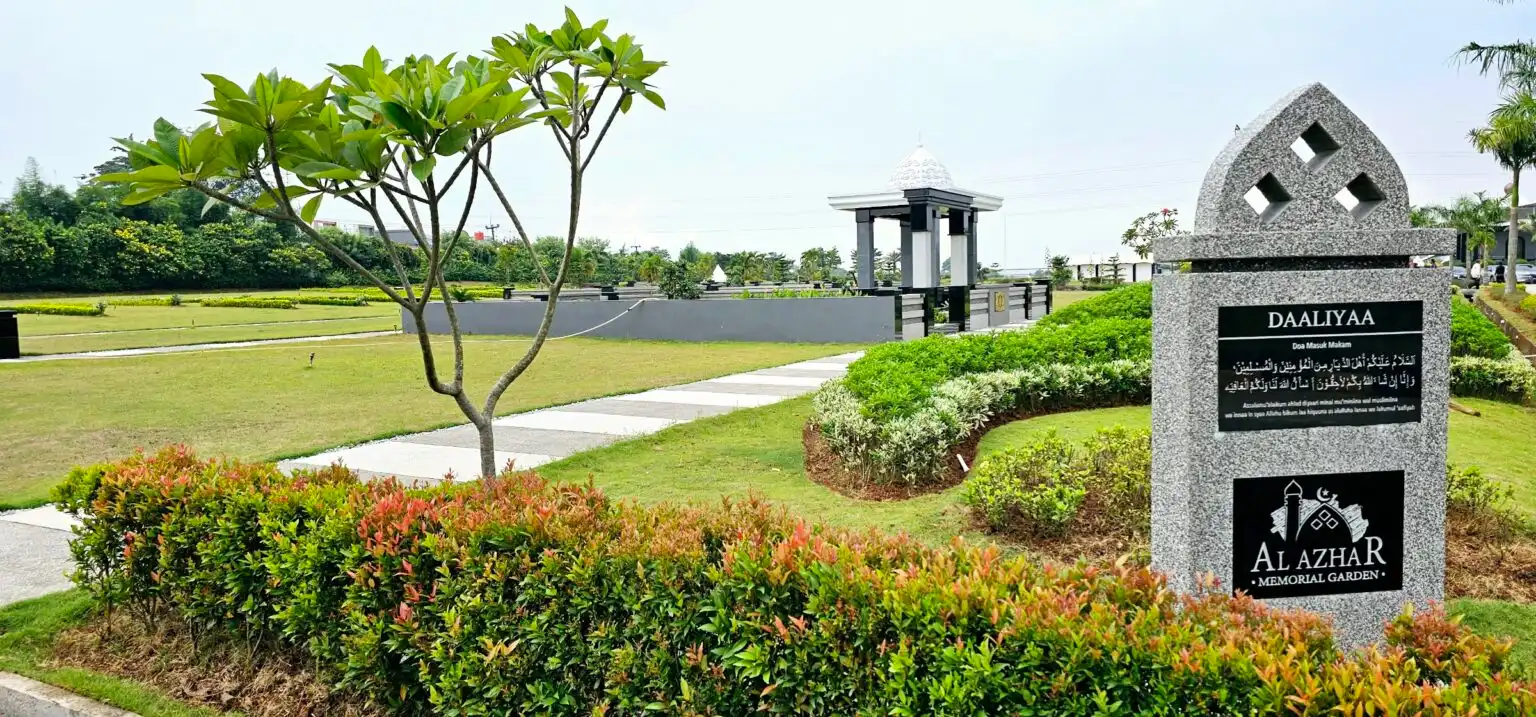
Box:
1232, 471, 1404, 599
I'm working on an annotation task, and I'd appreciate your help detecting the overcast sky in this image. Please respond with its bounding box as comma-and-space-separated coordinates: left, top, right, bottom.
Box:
1, 0, 1529, 269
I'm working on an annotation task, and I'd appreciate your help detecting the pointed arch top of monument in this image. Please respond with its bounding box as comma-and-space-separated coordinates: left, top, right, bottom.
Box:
1193, 83, 1410, 233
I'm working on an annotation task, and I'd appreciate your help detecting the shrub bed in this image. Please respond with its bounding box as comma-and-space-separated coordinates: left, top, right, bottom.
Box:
195, 297, 296, 309
842, 317, 1151, 421
54, 447, 1536, 715
1452, 348, 1536, 404
9, 302, 106, 316
1036, 281, 1151, 327
1452, 297, 1513, 359
289, 295, 369, 306
816, 360, 1151, 485
964, 426, 1151, 541
817, 286, 1529, 487
107, 295, 182, 307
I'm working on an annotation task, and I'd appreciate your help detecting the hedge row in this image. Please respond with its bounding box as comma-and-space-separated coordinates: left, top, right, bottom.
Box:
817, 360, 1151, 484
842, 317, 1152, 421
289, 295, 369, 306
1037, 281, 1152, 327
1452, 348, 1536, 403
107, 296, 181, 307
194, 297, 295, 309
8, 303, 105, 316
54, 447, 1535, 715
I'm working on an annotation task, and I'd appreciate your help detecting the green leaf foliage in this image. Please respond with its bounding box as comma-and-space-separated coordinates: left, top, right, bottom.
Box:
1451, 298, 1513, 359
52, 446, 1536, 715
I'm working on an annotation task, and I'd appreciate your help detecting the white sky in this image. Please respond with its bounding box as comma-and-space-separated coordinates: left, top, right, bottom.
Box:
0, 0, 1527, 270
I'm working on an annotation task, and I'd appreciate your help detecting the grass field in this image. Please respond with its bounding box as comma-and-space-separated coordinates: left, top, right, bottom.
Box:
21, 316, 399, 354
1051, 289, 1094, 308
0, 592, 215, 717
539, 397, 1536, 545
0, 335, 863, 508
3, 293, 401, 354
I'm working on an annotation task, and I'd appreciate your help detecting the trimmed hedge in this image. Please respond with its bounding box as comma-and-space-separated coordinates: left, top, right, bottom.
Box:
9, 303, 105, 316
195, 297, 296, 309
289, 295, 369, 306
818, 360, 1151, 484
1452, 348, 1536, 404
107, 296, 181, 307
54, 447, 1536, 715
1036, 281, 1152, 327
1452, 298, 1512, 359
842, 318, 1151, 421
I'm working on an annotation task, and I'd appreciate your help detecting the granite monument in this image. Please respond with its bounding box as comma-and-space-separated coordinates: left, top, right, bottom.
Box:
1151, 83, 1455, 646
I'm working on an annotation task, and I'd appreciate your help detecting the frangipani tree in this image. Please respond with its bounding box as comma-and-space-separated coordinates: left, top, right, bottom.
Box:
98, 9, 666, 478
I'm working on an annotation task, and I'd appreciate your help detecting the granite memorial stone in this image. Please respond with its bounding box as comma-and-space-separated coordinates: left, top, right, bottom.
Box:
1151, 83, 1455, 646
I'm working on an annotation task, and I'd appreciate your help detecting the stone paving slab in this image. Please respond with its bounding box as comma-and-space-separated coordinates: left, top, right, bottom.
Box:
667, 381, 811, 396
293, 441, 554, 480
751, 366, 853, 378
0, 521, 74, 607
612, 389, 788, 408
1, 507, 80, 532
708, 374, 829, 388
401, 424, 619, 455
552, 398, 738, 420
493, 410, 679, 435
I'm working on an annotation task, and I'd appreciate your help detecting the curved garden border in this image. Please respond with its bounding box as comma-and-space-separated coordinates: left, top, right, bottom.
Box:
808, 360, 1152, 492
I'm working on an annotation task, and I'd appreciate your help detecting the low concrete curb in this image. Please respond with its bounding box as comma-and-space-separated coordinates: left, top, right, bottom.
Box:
0, 672, 139, 717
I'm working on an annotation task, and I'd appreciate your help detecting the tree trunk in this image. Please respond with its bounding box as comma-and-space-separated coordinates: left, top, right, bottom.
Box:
1511, 169, 1522, 297
477, 419, 497, 479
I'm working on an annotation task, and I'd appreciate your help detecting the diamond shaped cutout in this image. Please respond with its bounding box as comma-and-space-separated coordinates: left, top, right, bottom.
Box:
1335, 172, 1385, 220
1243, 172, 1292, 224
1292, 122, 1341, 170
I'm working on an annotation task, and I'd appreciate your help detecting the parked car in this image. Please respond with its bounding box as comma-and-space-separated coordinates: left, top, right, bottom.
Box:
1517, 264, 1536, 284
1451, 265, 1475, 289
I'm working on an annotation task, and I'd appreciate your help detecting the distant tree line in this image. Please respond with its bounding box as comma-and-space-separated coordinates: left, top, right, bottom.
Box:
1, 157, 853, 293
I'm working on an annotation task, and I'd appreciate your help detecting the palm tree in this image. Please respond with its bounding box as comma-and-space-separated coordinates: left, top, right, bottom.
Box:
1440, 192, 1507, 274
1469, 92, 1536, 294
1459, 41, 1536, 93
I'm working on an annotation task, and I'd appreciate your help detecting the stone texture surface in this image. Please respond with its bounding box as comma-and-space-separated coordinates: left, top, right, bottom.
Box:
0, 671, 140, 716
0, 521, 75, 608
1192, 83, 1411, 234
1153, 269, 1449, 647
1158, 229, 1454, 261
1152, 84, 1449, 647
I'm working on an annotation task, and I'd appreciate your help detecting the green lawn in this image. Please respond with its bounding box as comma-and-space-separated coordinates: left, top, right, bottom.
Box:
543, 398, 1536, 546
0, 591, 218, 717
1052, 289, 1095, 308
22, 315, 399, 354
978, 400, 1536, 514
539, 396, 984, 545
0, 335, 863, 508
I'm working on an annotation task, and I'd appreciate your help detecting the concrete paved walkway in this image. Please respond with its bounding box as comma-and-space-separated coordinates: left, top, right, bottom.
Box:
281, 351, 861, 482
0, 350, 861, 607
7, 331, 395, 363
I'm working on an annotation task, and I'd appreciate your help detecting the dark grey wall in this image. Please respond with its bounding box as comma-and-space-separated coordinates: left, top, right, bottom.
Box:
405, 297, 896, 343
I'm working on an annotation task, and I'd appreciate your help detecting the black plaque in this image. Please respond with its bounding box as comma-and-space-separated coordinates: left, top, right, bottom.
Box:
1217, 301, 1422, 432
1232, 471, 1404, 599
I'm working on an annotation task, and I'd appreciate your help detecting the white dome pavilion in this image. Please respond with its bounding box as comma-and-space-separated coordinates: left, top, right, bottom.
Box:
887, 144, 954, 190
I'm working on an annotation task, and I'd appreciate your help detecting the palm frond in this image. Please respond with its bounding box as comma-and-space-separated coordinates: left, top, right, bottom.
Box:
1457, 41, 1536, 91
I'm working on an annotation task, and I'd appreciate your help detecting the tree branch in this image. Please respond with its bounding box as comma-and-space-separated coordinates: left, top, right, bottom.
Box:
580, 93, 625, 174
483, 92, 586, 414
475, 152, 553, 287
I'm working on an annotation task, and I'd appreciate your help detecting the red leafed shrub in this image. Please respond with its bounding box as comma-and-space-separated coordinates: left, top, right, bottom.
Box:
55, 447, 1536, 715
